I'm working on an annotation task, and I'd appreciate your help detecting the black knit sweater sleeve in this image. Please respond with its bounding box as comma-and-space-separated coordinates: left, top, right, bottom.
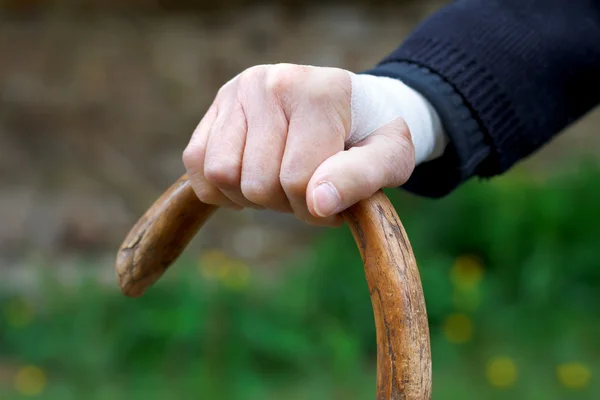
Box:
363, 0, 600, 198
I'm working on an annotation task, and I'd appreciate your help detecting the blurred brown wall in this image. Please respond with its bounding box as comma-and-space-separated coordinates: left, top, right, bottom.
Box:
0, 1, 446, 266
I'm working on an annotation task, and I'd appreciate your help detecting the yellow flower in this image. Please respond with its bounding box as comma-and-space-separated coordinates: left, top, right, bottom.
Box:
14, 365, 46, 396
197, 249, 251, 290
443, 313, 473, 344
451, 255, 484, 291
198, 250, 230, 281
557, 362, 591, 389
220, 260, 250, 291
3, 297, 34, 328
486, 356, 517, 388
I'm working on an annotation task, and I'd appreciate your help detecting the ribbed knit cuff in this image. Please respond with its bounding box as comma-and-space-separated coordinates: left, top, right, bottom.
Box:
362, 61, 491, 198
378, 32, 530, 172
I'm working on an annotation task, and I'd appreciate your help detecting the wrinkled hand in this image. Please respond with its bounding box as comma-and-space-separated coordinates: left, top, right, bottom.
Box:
183, 63, 415, 227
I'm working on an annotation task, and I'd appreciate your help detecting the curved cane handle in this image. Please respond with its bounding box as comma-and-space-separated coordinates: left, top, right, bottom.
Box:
115, 173, 432, 399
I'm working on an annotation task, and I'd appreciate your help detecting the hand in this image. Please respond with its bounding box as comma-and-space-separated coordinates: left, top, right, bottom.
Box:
182, 63, 417, 227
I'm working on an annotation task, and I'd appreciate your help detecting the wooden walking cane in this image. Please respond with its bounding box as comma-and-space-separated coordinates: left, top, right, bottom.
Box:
115, 173, 432, 399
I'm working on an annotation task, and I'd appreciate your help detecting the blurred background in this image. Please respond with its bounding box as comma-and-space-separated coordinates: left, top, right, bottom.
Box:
1, 0, 600, 399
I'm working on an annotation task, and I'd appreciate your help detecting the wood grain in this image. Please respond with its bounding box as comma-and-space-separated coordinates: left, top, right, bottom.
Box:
115, 174, 432, 399
115, 174, 217, 297
344, 191, 431, 399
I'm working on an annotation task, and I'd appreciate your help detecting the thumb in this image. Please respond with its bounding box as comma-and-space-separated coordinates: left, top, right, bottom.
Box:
306, 118, 415, 218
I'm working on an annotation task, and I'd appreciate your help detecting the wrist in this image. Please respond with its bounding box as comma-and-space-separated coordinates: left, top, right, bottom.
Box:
346, 72, 448, 165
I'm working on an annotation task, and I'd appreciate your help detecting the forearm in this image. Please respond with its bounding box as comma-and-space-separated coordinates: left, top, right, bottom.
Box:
365, 0, 600, 197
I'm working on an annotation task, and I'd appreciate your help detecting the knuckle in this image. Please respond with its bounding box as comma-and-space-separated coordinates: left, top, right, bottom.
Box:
238, 65, 266, 90
240, 178, 271, 205
236, 65, 268, 103
279, 171, 306, 199
182, 145, 204, 171
265, 64, 304, 97
194, 187, 222, 205
216, 78, 236, 100
308, 82, 332, 104
204, 158, 241, 189
244, 64, 267, 79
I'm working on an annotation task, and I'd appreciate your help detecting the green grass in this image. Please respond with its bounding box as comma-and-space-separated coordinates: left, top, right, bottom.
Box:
2, 161, 600, 399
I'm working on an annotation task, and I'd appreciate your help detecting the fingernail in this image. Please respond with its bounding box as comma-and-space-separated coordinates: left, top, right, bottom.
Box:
313, 182, 341, 217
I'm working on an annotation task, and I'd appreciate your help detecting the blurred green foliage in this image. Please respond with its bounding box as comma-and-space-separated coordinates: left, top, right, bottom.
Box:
2, 162, 600, 399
